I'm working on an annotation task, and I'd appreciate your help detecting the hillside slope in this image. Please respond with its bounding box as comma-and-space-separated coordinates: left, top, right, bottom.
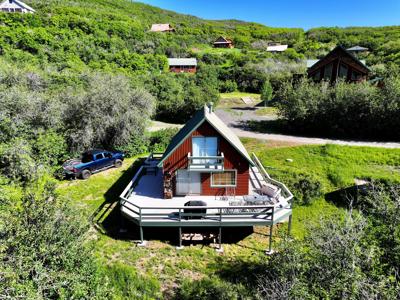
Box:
0, 0, 398, 72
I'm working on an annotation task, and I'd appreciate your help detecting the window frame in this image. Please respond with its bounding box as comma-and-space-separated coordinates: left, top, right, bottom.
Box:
192, 136, 218, 157
210, 170, 237, 188
95, 153, 104, 160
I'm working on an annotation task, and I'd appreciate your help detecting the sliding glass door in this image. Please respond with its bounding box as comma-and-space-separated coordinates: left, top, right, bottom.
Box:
192, 137, 218, 164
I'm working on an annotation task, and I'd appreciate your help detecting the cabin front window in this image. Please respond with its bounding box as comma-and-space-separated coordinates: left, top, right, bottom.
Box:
211, 171, 236, 187
323, 63, 333, 80
339, 63, 348, 79
192, 137, 218, 163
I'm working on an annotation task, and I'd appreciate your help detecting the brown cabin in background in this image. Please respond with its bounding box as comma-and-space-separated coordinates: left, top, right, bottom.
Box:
307, 46, 370, 83
168, 58, 197, 73
213, 36, 234, 48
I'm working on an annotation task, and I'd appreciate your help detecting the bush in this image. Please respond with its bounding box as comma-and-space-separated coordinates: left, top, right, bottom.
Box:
0, 178, 111, 299
118, 135, 149, 158
219, 80, 237, 93
33, 130, 69, 167
63, 73, 155, 152
285, 173, 323, 205
148, 128, 179, 153
257, 212, 398, 299
277, 76, 400, 140
0, 139, 40, 183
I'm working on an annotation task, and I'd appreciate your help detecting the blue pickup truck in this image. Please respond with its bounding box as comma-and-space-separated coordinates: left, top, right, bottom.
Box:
62, 149, 124, 179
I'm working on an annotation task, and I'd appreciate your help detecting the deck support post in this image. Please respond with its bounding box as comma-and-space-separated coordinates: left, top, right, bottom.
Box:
137, 225, 147, 247
266, 224, 274, 255
119, 215, 127, 234
288, 214, 293, 236
176, 227, 184, 250
216, 226, 223, 253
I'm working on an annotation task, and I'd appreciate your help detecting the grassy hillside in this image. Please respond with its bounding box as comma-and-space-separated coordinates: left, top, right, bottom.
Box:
0, 0, 399, 73
57, 141, 400, 298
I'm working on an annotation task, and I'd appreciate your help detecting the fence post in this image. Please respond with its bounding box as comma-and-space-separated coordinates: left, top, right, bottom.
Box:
216, 208, 223, 253
177, 208, 184, 250
138, 207, 146, 247
267, 207, 274, 255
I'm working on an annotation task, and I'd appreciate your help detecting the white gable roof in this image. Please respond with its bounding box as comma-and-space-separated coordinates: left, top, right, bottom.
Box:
0, 0, 35, 12
168, 58, 197, 67
267, 45, 288, 52
150, 24, 173, 32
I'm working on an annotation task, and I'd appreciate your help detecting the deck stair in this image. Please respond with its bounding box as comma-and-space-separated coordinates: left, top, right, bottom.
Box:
143, 155, 160, 176
250, 166, 268, 190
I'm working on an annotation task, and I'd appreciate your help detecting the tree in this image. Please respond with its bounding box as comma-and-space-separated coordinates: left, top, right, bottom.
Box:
63, 73, 155, 152
261, 80, 273, 106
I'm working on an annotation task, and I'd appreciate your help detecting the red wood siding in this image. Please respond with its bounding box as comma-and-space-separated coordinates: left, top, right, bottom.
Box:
163, 121, 249, 196
169, 66, 197, 73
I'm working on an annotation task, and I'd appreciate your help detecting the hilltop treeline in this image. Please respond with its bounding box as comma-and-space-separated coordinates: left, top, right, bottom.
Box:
0, 0, 399, 124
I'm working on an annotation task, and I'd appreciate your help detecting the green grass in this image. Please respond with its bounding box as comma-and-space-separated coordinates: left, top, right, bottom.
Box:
218, 92, 261, 108
255, 106, 279, 116
57, 141, 400, 297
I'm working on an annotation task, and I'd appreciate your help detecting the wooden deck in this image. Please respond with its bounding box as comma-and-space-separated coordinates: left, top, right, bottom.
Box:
119, 153, 293, 251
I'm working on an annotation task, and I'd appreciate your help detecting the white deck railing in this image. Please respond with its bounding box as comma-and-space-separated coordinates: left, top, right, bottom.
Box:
187, 152, 224, 172
251, 153, 294, 203
119, 153, 293, 226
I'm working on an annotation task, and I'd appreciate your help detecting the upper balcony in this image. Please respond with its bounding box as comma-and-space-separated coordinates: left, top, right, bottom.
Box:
187, 152, 224, 172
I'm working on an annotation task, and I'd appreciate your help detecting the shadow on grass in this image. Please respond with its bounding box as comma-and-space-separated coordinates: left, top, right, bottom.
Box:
90, 158, 145, 238
325, 184, 371, 208
235, 119, 292, 135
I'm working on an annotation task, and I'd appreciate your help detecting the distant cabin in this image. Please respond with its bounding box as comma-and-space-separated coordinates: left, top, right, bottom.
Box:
150, 24, 175, 32
213, 36, 234, 49
168, 58, 197, 73
0, 0, 34, 13
266, 42, 288, 52
307, 45, 370, 83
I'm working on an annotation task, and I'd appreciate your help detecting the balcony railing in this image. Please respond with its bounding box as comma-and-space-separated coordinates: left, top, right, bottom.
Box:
187, 152, 224, 172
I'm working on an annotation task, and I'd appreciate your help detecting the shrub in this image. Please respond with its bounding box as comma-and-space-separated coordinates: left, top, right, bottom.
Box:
0, 139, 40, 183
219, 80, 237, 93
148, 128, 179, 153
117, 135, 149, 158
0, 178, 111, 299
277, 76, 400, 140
257, 212, 398, 299
33, 130, 69, 167
62, 73, 155, 152
285, 173, 323, 205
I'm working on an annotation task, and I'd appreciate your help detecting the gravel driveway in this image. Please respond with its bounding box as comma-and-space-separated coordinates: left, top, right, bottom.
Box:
148, 107, 400, 149
214, 107, 400, 149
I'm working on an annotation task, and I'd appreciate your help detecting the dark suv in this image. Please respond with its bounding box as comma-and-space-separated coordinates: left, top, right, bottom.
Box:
62, 149, 124, 179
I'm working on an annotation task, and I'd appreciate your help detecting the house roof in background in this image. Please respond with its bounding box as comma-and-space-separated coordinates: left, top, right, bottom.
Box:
214, 36, 233, 44
307, 46, 369, 72
168, 58, 197, 66
157, 105, 254, 167
150, 23, 173, 32
306, 59, 319, 68
266, 44, 288, 52
0, 0, 35, 12
347, 45, 369, 52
